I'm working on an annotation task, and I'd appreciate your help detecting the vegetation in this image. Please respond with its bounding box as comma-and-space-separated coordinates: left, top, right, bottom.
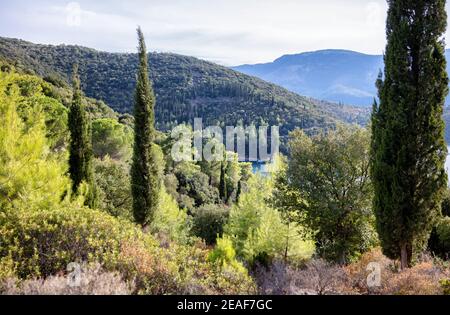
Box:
371, 0, 448, 269
68, 65, 98, 208
1, 4, 450, 294
281, 126, 377, 264
131, 28, 161, 227
0, 36, 368, 155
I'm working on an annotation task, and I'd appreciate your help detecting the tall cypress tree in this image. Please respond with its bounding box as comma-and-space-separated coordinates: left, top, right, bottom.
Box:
68, 64, 97, 208
131, 27, 161, 227
219, 162, 227, 202
371, 0, 448, 269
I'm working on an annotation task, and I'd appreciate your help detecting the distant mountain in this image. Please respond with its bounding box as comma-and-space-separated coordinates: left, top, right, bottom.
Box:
233, 49, 450, 107
0, 37, 369, 146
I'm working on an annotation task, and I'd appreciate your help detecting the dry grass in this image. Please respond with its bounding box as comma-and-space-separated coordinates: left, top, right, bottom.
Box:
1, 263, 134, 295
255, 248, 450, 295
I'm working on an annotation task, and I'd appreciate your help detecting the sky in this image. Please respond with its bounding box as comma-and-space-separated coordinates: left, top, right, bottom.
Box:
1, 0, 449, 66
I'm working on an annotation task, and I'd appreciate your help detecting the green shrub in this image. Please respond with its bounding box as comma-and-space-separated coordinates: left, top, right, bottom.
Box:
440, 279, 450, 295
224, 175, 315, 265
192, 204, 230, 245
94, 157, 133, 220
0, 206, 155, 279
436, 217, 450, 256
149, 188, 191, 244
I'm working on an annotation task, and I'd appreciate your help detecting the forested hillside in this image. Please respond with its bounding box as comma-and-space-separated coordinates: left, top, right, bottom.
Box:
0, 37, 368, 138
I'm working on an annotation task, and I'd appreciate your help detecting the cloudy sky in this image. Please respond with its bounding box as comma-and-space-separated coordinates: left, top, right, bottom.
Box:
1, 0, 449, 66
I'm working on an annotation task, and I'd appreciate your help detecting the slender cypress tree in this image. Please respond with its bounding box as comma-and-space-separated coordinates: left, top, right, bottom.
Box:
68, 64, 97, 208
131, 27, 161, 227
371, 0, 448, 269
219, 162, 227, 202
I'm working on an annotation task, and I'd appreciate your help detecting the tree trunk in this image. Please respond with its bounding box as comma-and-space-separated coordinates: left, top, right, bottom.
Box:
400, 244, 408, 270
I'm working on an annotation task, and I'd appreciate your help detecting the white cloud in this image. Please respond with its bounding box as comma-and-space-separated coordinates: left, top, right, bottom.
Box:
0, 0, 449, 65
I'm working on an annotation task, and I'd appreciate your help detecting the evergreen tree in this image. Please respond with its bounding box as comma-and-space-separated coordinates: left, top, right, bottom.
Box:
219, 161, 227, 202
68, 64, 97, 208
371, 0, 448, 269
131, 27, 161, 227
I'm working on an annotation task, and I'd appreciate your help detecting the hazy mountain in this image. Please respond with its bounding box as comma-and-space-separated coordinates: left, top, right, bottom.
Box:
233, 49, 450, 107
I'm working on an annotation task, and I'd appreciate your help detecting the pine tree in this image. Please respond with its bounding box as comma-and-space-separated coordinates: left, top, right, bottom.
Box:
371, 0, 448, 269
68, 64, 98, 208
131, 27, 161, 227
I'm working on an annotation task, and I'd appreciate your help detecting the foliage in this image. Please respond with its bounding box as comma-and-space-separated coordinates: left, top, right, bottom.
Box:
131, 28, 161, 227
149, 187, 191, 244
0, 37, 368, 152
173, 162, 220, 211
94, 157, 133, 220
192, 204, 230, 245
371, 0, 448, 268
224, 175, 315, 265
0, 71, 70, 211
92, 118, 133, 161
68, 65, 98, 208
208, 236, 247, 275
441, 278, 450, 295
287, 125, 377, 263
0, 205, 156, 279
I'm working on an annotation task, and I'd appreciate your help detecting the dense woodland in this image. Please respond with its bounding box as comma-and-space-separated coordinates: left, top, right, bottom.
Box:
1, 1, 450, 296
0, 37, 369, 144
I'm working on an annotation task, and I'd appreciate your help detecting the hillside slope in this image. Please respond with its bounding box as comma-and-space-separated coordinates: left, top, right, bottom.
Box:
233, 49, 450, 107
0, 37, 368, 139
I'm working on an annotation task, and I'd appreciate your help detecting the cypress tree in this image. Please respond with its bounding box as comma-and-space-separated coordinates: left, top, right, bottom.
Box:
219, 162, 227, 202
371, 0, 448, 269
68, 64, 98, 208
131, 27, 161, 227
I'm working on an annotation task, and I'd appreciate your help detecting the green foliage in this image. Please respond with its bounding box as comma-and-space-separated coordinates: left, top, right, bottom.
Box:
0, 71, 70, 211
192, 204, 230, 245
208, 236, 247, 275
0, 205, 155, 279
371, 0, 448, 267
223, 175, 315, 265
173, 162, 220, 211
149, 187, 191, 244
287, 125, 376, 263
219, 162, 227, 202
68, 65, 98, 208
94, 157, 133, 220
433, 217, 450, 258
0, 37, 369, 152
131, 28, 161, 227
441, 189, 450, 217
440, 279, 450, 295
92, 118, 133, 161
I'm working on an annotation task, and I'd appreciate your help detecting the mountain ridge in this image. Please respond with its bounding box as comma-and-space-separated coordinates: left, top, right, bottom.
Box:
233, 49, 450, 107
0, 37, 369, 143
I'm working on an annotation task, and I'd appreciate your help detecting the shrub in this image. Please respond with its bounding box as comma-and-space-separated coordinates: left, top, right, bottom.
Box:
192, 204, 230, 245
92, 118, 133, 161
1, 263, 134, 295
0, 205, 254, 295
254, 259, 348, 295
429, 217, 450, 259
224, 175, 315, 265
0, 206, 157, 279
440, 279, 450, 295
344, 248, 449, 295
94, 157, 133, 220
149, 188, 191, 244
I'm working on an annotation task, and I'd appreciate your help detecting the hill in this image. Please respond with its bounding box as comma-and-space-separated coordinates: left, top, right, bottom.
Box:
233, 49, 450, 107
0, 37, 368, 141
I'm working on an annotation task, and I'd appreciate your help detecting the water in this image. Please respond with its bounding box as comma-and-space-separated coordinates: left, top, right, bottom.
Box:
447, 146, 450, 177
